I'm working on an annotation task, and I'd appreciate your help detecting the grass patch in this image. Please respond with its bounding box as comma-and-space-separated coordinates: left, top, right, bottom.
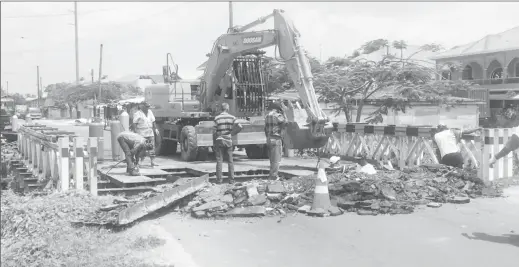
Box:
0, 190, 174, 267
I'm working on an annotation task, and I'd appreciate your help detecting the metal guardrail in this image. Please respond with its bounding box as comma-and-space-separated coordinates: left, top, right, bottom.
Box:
16, 123, 99, 195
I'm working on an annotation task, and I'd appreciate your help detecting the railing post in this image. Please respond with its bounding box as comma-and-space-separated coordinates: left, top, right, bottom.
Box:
73, 137, 85, 191
88, 137, 98, 196
58, 138, 70, 192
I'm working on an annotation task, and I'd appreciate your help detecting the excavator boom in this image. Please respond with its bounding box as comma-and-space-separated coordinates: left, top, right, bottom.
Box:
200, 9, 332, 149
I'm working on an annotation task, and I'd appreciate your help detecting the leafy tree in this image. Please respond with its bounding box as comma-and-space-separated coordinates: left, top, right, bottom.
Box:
392, 40, 408, 63
264, 55, 323, 94
11, 93, 26, 105
359, 39, 389, 55
314, 47, 472, 124
1, 86, 6, 96
45, 81, 136, 114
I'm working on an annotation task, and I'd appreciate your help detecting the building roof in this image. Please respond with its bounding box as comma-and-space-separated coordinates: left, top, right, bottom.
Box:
431, 26, 519, 60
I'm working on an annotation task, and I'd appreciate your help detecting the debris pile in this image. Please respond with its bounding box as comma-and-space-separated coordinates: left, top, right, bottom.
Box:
185, 179, 316, 219
327, 164, 504, 216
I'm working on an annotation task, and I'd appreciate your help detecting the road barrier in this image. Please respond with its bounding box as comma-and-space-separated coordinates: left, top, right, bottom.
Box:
320, 123, 516, 183
16, 123, 100, 195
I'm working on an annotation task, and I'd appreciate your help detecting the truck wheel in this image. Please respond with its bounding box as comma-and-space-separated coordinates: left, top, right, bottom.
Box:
180, 126, 198, 161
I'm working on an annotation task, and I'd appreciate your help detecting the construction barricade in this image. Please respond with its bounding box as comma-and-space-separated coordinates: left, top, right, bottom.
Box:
15, 123, 100, 195
322, 123, 516, 183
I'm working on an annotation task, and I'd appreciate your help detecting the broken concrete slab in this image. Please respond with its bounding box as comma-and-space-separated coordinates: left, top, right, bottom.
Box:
427, 202, 442, 208
328, 206, 343, 216
224, 206, 266, 217
266, 193, 283, 201
221, 194, 234, 204
117, 174, 209, 225
193, 201, 227, 212
307, 208, 328, 217
267, 182, 286, 194
297, 205, 311, 214
449, 196, 470, 204
246, 185, 259, 197
248, 194, 267, 206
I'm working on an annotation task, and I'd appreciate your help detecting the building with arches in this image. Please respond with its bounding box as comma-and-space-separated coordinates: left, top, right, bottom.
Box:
431, 26, 519, 119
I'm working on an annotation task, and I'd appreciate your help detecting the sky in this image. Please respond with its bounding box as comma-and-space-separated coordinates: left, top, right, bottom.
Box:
2, 1, 519, 95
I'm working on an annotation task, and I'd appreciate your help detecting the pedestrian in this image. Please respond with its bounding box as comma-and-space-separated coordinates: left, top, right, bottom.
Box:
133, 102, 159, 167
213, 103, 242, 184
433, 124, 481, 168
117, 131, 154, 176
264, 101, 288, 180
489, 126, 519, 167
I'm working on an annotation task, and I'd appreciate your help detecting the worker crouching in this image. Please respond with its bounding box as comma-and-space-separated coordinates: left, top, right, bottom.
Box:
264, 101, 288, 180
433, 124, 481, 168
117, 131, 154, 176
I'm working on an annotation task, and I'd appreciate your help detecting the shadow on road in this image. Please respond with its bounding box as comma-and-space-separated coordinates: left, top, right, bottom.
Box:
462, 232, 519, 247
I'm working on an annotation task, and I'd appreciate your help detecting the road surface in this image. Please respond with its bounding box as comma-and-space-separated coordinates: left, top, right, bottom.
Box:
36, 119, 519, 267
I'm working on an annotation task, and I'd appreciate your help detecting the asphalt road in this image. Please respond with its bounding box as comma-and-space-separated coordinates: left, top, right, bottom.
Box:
36, 119, 519, 267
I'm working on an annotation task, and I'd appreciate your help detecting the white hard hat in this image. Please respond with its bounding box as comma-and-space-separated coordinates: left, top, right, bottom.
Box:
330, 156, 340, 164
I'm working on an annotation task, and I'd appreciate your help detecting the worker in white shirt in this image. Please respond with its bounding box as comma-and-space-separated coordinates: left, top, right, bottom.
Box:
489, 127, 519, 168
133, 102, 159, 167
433, 124, 481, 168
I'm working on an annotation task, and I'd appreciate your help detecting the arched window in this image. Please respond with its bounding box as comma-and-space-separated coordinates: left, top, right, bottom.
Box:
462, 65, 473, 80
441, 71, 452, 80
491, 68, 503, 79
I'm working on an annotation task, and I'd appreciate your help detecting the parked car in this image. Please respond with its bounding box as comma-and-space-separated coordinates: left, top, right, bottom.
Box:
27, 107, 42, 120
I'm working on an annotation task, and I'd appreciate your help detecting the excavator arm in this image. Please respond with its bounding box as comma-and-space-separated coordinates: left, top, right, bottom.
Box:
200, 9, 332, 148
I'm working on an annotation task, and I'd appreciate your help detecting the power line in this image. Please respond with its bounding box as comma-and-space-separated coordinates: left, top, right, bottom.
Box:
2, 8, 118, 19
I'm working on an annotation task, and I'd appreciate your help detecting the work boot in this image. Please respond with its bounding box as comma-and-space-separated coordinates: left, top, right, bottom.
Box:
129, 168, 141, 176
150, 158, 158, 167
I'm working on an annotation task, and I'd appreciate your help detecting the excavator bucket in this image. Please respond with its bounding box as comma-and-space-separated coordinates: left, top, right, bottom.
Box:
284, 121, 333, 149
279, 99, 333, 149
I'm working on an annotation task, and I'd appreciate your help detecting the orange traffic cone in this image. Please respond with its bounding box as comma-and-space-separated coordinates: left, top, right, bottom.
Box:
308, 161, 342, 217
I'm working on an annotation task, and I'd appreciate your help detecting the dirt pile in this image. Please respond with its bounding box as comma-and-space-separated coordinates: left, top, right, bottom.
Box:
327, 164, 504, 215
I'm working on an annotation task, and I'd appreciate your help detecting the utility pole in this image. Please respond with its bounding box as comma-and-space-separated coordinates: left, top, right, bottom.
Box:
74, 2, 80, 84
91, 69, 94, 83
36, 66, 40, 105
6, 81, 8, 96
319, 44, 323, 63
96, 44, 103, 118
228, 2, 233, 31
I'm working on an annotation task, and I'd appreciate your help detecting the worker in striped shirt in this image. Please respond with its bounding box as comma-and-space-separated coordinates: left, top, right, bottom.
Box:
264, 101, 288, 180
213, 103, 242, 184
489, 127, 519, 168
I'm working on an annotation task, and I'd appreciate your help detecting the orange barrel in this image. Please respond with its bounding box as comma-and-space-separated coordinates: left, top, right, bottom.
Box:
89, 122, 104, 161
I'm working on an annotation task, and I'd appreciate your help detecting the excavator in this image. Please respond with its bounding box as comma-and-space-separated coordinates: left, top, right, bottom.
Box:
145, 9, 333, 161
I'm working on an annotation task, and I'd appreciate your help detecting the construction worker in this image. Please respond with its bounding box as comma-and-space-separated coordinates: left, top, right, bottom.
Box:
117, 131, 154, 176
213, 103, 242, 184
133, 102, 159, 167
433, 124, 481, 168
264, 101, 288, 180
489, 127, 519, 167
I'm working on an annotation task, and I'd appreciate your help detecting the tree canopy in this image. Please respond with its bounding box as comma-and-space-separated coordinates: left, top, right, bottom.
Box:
265, 40, 475, 124
45, 82, 140, 109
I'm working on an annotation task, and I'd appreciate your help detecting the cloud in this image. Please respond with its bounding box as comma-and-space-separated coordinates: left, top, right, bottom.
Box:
2, 1, 519, 94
